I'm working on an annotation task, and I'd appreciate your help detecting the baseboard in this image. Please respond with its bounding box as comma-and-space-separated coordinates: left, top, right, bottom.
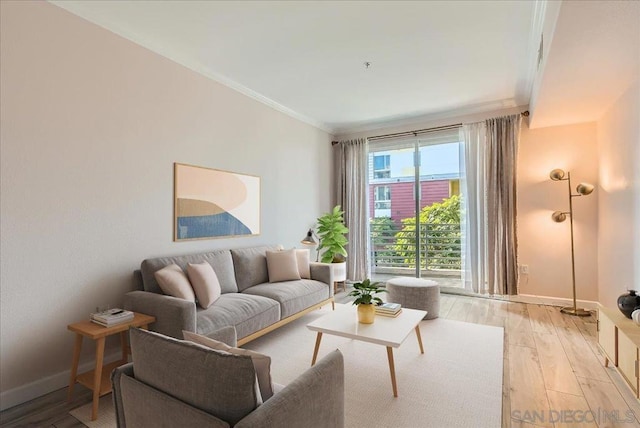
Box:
440, 287, 599, 310
0, 350, 121, 412
509, 293, 599, 310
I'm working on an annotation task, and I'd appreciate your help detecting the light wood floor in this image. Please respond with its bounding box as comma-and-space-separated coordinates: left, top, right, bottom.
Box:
2, 294, 639, 427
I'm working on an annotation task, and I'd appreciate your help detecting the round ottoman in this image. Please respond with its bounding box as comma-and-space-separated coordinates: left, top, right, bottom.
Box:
386, 277, 440, 320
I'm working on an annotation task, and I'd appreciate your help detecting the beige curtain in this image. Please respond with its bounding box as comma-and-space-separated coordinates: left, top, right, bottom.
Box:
485, 114, 521, 295
334, 138, 369, 281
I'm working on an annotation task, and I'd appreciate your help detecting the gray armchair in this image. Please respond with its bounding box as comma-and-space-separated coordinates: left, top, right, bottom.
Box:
111, 327, 344, 428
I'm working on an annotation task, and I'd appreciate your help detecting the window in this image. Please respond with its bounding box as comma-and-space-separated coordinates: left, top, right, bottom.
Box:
373, 155, 391, 179
374, 185, 391, 210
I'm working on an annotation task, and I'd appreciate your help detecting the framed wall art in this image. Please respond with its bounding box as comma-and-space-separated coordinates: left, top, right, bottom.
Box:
174, 163, 261, 241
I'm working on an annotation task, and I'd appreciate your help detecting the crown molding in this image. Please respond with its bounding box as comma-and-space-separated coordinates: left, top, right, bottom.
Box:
333, 99, 523, 137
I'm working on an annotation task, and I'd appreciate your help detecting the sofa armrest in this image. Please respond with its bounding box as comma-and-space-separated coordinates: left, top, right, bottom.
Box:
235, 350, 344, 428
310, 263, 334, 287
112, 363, 229, 428
111, 363, 133, 428
124, 291, 196, 339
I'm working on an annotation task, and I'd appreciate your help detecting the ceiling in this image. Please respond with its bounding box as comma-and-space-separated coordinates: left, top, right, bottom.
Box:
50, 1, 638, 134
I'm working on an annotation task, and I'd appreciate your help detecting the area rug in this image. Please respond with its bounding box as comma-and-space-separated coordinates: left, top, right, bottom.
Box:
69, 394, 115, 428
244, 304, 504, 428
70, 305, 504, 428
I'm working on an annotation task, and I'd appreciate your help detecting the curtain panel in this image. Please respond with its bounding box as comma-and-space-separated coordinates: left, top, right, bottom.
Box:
334, 138, 369, 281
461, 114, 521, 295
486, 114, 521, 295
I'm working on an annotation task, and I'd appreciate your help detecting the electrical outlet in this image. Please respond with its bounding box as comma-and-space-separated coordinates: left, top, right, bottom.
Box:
520, 264, 529, 274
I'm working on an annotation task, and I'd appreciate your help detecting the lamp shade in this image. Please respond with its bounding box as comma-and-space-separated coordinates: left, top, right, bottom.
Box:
551, 211, 567, 223
301, 229, 316, 246
549, 169, 566, 181
576, 182, 594, 195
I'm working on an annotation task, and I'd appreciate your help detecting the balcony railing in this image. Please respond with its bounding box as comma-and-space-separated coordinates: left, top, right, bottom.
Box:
370, 220, 461, 272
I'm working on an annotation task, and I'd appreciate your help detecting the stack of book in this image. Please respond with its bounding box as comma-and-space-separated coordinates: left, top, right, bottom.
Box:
375, 302, 402, 318
90, 308, 134, 327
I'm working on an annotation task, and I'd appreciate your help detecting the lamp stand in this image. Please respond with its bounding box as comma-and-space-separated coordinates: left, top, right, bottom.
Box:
559, 171, 590, 317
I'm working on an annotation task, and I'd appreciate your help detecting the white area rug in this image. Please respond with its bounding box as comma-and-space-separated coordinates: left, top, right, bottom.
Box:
244, 305, 504, 428
70, 305, 504, 428
69, 395, 115, 428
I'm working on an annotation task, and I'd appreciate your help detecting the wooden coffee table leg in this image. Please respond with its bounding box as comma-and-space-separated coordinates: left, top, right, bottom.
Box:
67, 334, 83, 402
386, 346, 398, 397
415, 325, 424, 354
311, 332, 323, 366
91, 337, 106, 421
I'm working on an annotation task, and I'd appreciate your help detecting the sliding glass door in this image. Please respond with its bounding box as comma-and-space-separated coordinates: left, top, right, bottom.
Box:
368, 128, 463, 288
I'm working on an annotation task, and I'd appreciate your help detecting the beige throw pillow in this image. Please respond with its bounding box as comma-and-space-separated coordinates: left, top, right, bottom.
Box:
154, 264, 195, 301
187, 262, 222, 309
295, 249, 311, 279
266, 249, 301, 283
183, 331, 274, 401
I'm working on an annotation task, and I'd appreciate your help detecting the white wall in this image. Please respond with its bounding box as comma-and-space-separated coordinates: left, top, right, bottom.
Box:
517, 122, 599, 302
596, 79, 640, 308
0, 1, 332, 409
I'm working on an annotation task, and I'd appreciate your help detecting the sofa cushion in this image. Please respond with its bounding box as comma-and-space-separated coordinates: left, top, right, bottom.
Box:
266, 249, 301, 283
187, 262, 222, 308
242, 280, 330, 318
129, 328, 257, 425
231, 246, 282, 291
196, 293, 280, 340
183, 331, 274, 402
141, 250, 238, 295
295, 249, 311, 279
154, 264, 196, 302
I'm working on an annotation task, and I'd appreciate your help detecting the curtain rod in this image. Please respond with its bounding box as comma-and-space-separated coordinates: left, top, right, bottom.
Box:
332, 110, 529, 145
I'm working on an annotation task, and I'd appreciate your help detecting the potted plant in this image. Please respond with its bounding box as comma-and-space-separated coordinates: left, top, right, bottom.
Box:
348, 279, 387, 324
316, 205, 349, 263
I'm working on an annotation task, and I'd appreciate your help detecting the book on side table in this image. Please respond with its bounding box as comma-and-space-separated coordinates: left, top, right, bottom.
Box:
90, 308, 134, 327
375, 302, 402, 317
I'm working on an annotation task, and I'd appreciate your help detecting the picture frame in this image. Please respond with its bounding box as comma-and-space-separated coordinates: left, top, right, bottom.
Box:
174, 163, 261, 241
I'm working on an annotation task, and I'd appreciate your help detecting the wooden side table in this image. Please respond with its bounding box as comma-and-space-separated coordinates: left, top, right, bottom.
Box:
67, 312, 155, 421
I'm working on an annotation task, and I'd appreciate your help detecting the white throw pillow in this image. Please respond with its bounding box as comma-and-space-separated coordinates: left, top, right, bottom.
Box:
187, 262, 222, 309
266, 249, 301, 283
183, 330, 274, 401
295, 249, 311, 279
154, 264, 196, 302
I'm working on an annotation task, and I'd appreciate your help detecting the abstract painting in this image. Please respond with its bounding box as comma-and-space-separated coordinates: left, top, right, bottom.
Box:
174, 163, 260, 241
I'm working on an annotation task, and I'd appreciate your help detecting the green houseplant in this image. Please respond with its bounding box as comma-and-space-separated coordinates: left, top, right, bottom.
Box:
348, 279, 387, 324
316, 205, 349, 263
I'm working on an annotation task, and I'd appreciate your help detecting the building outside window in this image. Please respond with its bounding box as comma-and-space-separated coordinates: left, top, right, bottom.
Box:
374, 185, 391, 217
373, 155, 391, 179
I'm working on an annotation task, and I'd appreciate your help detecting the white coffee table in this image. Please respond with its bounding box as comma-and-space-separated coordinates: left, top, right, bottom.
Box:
307, 305, 427, 397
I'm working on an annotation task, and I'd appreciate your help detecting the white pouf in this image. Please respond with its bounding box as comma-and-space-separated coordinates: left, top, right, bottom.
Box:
386, 277, 440, 320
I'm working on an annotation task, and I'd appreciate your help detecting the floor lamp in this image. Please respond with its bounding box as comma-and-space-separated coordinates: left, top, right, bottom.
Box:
549, 169, 595, 317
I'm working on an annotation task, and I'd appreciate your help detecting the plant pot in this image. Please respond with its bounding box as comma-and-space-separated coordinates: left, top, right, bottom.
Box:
357, 304, 375, 324
332, 261, 347, 282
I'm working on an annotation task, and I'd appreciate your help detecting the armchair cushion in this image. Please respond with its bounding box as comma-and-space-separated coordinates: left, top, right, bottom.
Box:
183, 330, 274, 401
129, 328, 257, 425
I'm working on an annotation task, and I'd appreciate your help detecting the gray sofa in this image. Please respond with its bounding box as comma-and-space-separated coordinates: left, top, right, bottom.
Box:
124, 245, 335, 345
112, 327, 345, 427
